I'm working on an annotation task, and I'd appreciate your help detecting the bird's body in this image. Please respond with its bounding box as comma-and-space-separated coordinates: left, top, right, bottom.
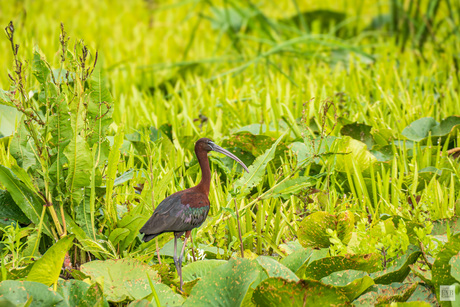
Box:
139, 138, 249, 291
140, 189, 210, 241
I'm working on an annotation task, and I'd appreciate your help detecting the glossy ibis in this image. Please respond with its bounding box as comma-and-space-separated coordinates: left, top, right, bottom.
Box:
140, 138, 249, 291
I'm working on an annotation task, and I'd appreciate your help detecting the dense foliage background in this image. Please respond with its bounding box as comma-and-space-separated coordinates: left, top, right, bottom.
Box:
0, 0, 459, 306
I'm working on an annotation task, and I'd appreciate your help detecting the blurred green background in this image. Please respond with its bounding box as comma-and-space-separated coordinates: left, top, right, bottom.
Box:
1, 0, 458, 140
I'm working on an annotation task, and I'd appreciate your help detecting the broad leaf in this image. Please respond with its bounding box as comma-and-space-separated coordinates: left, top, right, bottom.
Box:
105, 125, 124, 225
0, 280, 64, 306
80, 258, 160, 302
182, 260, 227, 282
320, 270, 374, 301
432, 233, 460, 306
65, 135, 92, 206
370, 245, 421, 284
352, 283, 418, 306
32, 51, 51, 84
0, 165, 51, 237
303, 253, 381, 280
0, 189, 30, 224
256, 256, 299, 281
128, 282, 184, 307
87, 54, 114, 147
184, 258, 261, 307
27, 234, 75, 286
297, 210, 354, 248
57, 279, 108, 307
252, 277, 350, 306
402, 116, 460, 142
264, 176, 320, 199
233, 134, 284, 197
340, 122, 375, 149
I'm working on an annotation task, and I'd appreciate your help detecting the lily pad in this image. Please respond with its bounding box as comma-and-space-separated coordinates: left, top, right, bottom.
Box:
402, 116, 460, 142
279, 247, 314, 273
352, 282, 418, 306
256, 256, 299, 281
252, 277, 350, 306
303, 253, 381, 280
406, 283, 438, 306
183, 258, 261, 307
297, 210, 354, 249
370, 245, 421, 284
135, 283, 184, 307
450, 253, 460, 283
321, 270, 374, 301
57, 279, 108, 307
80, 258, 160, 302
182, 260, 227, 282
432, 233, 460, 303
0, 280, 64, 306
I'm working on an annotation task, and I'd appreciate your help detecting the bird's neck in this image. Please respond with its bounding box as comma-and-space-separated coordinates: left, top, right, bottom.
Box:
196, 150, 211, 196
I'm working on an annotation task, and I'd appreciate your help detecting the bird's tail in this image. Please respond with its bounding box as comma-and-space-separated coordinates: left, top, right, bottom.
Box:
141, 233, 159, 242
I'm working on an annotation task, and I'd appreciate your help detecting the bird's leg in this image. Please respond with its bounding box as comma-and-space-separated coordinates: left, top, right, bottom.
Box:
178, 231, 191, 291
173, 235, 181, 286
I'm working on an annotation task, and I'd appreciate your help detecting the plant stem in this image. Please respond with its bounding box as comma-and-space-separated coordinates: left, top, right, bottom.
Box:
233, 199, 245, 258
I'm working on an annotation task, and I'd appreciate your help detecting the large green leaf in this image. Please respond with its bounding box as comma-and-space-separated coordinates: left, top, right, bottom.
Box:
263, 176, 320, 199
48, 94, 72, 188
80, 258, 160, 302
118, 211, 148, 251
104, 125, 124, 226
432, 233, 460, 306
402, 116, 460, 142
56, 279, 108, 307
87, 54, 114, 147
128, 282, 184, 307
182, 259, 227, 282
0, 165, 51, 237
321, 270, 374, 301
298, 211, 335, 248
256, 256, 299, 281
75, 189, 97, 240
297, 210, 354, 248
450, 253, 460, 283
279, 247, 315, 273
64, 135, 93, 205
340, 122, 375, 149
303, 253, 381, 280
0, 189, 30, 224
108, 228, 130, 246
184, 258, 261, 307
331, 136, 377, 171
352, 283, 418, 306
32, 51, 51, 84
0, 280, 64, 306
370, 245, 421, 284
402, 118, 438, 142
27, 234, 75, 286
9, 121, 38, 171
406, 284, 438, 306
233, 134, 284, 197
252, 277, 350, 306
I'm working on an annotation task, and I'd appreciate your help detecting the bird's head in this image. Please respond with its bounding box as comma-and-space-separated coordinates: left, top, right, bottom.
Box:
195, 138, 249, 173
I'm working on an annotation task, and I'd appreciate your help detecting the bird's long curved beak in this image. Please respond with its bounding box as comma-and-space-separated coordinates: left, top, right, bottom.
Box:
209, 142, 249, 173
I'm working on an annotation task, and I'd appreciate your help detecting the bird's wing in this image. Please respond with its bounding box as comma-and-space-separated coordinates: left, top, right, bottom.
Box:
139, 190, 210, 238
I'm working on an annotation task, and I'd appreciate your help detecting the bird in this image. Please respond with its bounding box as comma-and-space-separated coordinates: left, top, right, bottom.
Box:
139, 138, 249, 291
